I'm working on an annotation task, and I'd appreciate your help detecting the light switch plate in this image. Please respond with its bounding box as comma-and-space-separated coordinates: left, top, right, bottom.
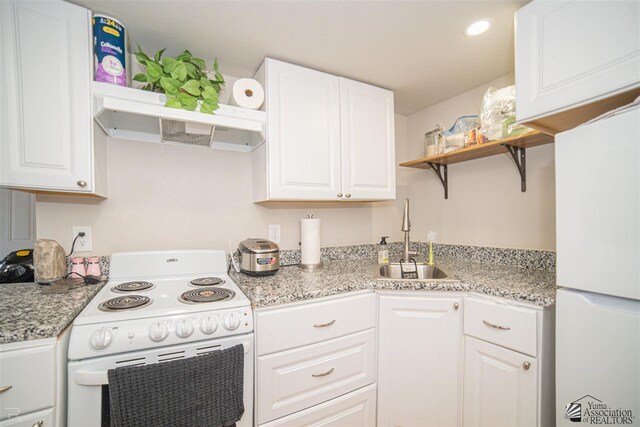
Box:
72, 226, 92, 252
268, 224, 281, 244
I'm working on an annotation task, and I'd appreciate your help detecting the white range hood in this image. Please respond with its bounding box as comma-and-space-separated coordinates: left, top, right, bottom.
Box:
92, 82, 265, 152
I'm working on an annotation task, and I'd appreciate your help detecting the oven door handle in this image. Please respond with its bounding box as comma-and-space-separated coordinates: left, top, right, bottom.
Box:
74, 342, 252, 386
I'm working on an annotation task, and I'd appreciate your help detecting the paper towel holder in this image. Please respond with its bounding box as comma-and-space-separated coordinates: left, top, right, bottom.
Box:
300, 214, 323, 270
300, 261, 323, 270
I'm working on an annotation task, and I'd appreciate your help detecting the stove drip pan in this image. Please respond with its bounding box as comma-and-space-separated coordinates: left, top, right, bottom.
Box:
112, 281, 154, 293
189, 277, 225, 287
180, 287, 235, 304
98, 295, 151, 311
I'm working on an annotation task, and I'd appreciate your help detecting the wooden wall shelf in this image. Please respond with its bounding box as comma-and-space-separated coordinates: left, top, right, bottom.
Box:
399, 130, 554, 199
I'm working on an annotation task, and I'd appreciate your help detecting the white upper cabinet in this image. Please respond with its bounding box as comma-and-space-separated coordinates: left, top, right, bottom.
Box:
340, 78, 395, 200
0, 0, 106, 196
257, 59, 342, 201
516, 0, 640, 133
377, 294, 463, 427
253, 59, 396, 201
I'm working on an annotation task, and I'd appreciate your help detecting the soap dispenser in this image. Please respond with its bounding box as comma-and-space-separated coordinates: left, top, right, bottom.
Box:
378, 236, 389, 265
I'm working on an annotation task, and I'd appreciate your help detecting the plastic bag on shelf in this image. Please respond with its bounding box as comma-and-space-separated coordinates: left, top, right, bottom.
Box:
444, 115, 479, 153
479, 85, 531, 142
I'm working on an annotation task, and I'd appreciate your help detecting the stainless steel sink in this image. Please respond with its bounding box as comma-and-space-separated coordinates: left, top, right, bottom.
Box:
376, 262, 456, 281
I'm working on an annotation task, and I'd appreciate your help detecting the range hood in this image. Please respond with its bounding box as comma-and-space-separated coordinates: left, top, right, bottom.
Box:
92, 82, 265, 152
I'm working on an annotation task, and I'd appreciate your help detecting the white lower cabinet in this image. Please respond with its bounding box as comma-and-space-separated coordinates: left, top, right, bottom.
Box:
255, 292, 552, 427
463, 336, 537, 427
260, 384, 377, 427
0, 345, 55, 421
377, 294, 463, 427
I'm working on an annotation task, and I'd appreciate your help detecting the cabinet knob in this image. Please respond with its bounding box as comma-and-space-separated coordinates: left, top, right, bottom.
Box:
523, 361, 531, 371
345, 193, 351, 198
77, 180, 87, 187
337, 193, 343, 198
453, 303, 459, 310
32, 421, 44, 427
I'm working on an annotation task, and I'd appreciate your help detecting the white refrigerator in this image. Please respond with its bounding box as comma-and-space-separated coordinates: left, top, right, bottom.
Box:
555, 106, 640, 426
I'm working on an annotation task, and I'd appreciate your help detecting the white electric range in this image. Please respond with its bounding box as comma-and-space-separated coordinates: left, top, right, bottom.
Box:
67, 250, 254, 427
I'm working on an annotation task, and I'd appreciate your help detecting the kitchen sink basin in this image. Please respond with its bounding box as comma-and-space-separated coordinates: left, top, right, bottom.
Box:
376, 262, 456, 281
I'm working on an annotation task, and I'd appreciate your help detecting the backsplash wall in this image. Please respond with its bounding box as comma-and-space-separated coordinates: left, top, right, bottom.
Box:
402, 73, 556, 251
34, 116, 408, 256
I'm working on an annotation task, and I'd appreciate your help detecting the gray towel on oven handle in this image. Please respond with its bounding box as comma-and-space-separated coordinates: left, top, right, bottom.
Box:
107, 344, 245, 427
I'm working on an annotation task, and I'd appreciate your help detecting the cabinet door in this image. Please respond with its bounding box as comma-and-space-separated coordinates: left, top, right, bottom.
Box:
0, 0, 94, 192
340, 78, 395, 200
265, 59, 342, 200
378, 295, 463, 427
516, 0, 640, 123
463, 336, 537, 427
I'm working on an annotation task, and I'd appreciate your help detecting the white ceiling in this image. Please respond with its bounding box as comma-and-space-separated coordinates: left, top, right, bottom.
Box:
75, 0, 527, 115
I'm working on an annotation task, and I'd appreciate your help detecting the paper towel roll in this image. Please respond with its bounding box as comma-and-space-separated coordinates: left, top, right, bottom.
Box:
229, 78, 264, 110
301, 217, 321, 267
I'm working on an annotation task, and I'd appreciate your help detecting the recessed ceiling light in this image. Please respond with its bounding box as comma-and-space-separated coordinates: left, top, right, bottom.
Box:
465, 20, 490, 36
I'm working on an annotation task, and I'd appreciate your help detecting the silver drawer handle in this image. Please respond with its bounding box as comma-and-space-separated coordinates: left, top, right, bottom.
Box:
312, 368, 334, 377
482, 320, 511, 331
313, 319, 336, 328
0, 385, 12, 393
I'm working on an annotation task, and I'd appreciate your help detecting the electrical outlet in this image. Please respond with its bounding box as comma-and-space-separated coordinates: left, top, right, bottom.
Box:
72, 226, 92, 252
268, 224, 281, 244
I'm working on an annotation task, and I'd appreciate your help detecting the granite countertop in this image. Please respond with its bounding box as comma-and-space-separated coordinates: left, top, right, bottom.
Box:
231, 257, 556, 308
0, 281, 104, 345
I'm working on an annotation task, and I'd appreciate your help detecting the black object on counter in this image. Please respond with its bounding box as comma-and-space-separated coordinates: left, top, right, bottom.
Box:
0, 249, 35, 283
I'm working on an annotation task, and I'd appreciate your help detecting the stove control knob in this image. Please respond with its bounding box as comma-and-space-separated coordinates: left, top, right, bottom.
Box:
90, 327, 114, 350
175, 318, 195, 338
148, 322, 169, 342
223, 312, 242, 331
200, 315, 218, 335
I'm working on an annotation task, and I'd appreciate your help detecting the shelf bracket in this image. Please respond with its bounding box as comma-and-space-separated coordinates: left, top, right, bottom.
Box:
502, 144, 526, 192
427, 163, 448, 199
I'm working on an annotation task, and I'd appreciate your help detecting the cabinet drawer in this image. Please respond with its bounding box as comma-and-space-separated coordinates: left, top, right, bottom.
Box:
260, 384, 376, 427
256, 293, 375, 356
257, 329, 375, 423
0, 345, 55, 421
464, 297, 538, 357
0, 407, 54, 427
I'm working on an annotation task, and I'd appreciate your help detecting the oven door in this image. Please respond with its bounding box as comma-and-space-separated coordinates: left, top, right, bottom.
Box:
68, 333, 254, 427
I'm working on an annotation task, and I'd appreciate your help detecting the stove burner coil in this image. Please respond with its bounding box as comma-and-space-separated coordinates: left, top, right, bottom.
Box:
112, 281, 154, 293
180, 287, 235, 304
189, 277, 225, 287
98, 295, 151, 311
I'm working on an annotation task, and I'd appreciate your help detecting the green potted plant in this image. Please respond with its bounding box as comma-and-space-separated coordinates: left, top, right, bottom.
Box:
133, 47, 224, 114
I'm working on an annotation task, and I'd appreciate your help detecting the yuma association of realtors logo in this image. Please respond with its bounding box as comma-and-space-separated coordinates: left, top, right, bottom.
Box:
565, 395, 635, 424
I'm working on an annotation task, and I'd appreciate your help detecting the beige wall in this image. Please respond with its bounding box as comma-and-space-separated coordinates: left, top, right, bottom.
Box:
35, 73, 555, 255
402, 73, 556, 250
35, 116, 407, 255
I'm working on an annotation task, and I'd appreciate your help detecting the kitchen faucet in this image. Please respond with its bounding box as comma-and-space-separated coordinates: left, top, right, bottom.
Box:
401, 198, 419, 262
